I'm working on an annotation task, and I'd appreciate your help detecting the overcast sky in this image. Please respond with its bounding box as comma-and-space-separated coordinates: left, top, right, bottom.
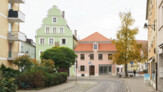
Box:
20, 0, 147, 41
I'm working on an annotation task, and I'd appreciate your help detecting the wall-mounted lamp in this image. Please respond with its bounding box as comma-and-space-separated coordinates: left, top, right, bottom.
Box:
144, 23, 155, 31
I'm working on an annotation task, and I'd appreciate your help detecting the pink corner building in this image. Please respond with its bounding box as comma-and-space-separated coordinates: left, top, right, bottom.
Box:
74, 32, 117, 76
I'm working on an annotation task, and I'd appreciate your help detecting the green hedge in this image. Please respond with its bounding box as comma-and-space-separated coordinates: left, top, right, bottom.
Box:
0, 78, 17, 92
17, 67, 68, 89
0, 65, 68, 90
0, 64, 18, 92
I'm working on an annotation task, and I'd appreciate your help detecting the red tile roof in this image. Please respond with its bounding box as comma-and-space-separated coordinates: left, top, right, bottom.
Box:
98, 43, 117, 51
74, 44, 93, 51
80, 32, 112, 42
74, 43, 116, 51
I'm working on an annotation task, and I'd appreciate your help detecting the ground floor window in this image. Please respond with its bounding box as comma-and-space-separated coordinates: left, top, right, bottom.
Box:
99, 65, 112, 75
80, 65, 85, 71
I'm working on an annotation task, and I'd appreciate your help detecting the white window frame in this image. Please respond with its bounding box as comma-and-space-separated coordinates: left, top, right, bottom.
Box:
93, 42, 98, 50
52, 17, 57, 23
45, 26, 50, 34
48, 38, 54, 45
53, 27, 57, 33
61, 38, 67, 45
98, 53, 103, 60
39, 37, 45, 45
60, 27, 64, 34
79, 65, 86, 71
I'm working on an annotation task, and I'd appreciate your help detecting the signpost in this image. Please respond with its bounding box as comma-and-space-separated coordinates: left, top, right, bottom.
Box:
88, 61, 92, 65
130, 61, 133, 67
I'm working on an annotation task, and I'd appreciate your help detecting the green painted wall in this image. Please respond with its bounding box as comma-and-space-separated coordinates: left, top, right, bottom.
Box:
35, 5, 75, 76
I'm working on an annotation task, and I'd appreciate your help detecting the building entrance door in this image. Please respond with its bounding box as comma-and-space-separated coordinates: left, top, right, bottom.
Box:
89, 66, 95, 75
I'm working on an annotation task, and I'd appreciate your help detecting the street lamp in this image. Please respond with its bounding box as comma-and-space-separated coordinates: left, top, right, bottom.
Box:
144, 23, 155, 31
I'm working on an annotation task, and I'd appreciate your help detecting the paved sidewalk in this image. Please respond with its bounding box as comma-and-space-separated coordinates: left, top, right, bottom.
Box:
122, 77, 157, 92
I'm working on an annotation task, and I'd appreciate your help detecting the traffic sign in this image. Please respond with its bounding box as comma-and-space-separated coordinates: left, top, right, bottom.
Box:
88, 61, 92, 65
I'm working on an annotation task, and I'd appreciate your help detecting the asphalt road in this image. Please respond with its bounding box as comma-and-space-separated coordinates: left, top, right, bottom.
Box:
17, 77, 127, 92
86, 79, 126, 92
65, 78, 127, 92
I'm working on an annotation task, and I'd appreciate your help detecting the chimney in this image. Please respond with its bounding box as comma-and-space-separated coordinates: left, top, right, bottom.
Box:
74, 30, 77, 38
62, 11, 65, 18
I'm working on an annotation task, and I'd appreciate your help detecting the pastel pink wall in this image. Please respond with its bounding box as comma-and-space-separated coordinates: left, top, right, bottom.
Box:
76, 51, 116, 76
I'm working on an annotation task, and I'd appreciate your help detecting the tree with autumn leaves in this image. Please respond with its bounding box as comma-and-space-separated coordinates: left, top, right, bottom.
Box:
113, 12, 142, 77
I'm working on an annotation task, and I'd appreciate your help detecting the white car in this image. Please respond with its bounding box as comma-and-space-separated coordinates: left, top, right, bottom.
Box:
118, 71, 134, 77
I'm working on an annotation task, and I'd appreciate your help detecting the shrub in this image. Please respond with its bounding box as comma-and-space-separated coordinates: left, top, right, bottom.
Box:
17, 67, 45, 89
17, 68, 68, 89
13, 55, 33, 71
0, 64, 19, 92
44, 72, 68, 87
0, 78, 17, 92
0, 64, 19, 79
31, 59, 39, 66
41, 59, 55, 68
59, 72, 68, 83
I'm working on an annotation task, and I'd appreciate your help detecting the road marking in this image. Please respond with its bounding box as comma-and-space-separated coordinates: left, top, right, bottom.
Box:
124, 80, 130, 92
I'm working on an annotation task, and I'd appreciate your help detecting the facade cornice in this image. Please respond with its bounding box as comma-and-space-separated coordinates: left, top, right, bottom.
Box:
75, 51, 93, 53
42, 24, 67, 26
36, 35, 72, 37
79, 41, 112, 44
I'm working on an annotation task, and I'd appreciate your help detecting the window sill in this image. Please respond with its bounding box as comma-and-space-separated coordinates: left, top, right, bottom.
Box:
80, 59, 85, 60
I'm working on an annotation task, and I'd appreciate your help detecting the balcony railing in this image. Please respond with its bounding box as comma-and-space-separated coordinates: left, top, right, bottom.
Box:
9, 0, 25, 3
8, 52, 25, 61
8, 9, 25, 22
8, 31, 27, 43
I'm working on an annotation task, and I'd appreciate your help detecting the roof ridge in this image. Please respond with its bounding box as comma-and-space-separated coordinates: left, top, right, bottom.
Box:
80, 32, 112, 42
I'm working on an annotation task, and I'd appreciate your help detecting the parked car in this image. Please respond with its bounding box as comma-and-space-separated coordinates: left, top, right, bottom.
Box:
118, 71, 135, 77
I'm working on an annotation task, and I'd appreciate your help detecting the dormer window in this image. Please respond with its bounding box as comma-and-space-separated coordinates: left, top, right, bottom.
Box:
93, 43, 98, 50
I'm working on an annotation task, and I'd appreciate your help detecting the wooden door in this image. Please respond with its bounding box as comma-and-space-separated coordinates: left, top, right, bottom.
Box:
89, 66, 95, 75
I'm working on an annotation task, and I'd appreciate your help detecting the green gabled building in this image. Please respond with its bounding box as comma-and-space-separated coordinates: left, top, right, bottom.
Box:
35, 5, 78, 76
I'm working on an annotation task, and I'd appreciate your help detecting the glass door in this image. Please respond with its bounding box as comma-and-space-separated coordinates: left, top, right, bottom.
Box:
99, 65, 112, 75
